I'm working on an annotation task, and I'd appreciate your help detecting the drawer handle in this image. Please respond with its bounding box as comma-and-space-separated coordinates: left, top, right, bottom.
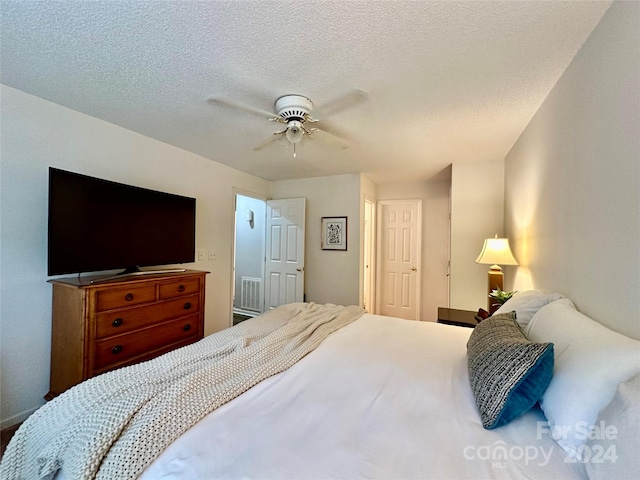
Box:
112, 318, 123, 327
125, 293, 134, 301
111, 345, 123, 355
178, 285, 186, 292
183, 302, 192, 310
183, 324, 191, 332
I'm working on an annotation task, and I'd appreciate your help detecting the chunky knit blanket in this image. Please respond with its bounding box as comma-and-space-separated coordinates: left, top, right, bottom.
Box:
1, 302, 364, 480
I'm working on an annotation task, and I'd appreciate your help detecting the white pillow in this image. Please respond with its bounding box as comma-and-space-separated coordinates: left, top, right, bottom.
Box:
493, 290, 564, 329
527, 300, 640, 460
585, 374, 640, 480
524, 298, 576, 342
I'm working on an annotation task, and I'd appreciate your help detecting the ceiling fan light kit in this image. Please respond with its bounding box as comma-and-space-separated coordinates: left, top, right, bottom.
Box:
284, 120, 304, 143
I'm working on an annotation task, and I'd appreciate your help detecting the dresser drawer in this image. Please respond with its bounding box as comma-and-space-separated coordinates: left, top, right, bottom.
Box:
158, 277, 201, 299
95, 284, 157, 311
94, 314, 201, 371
95, 294, 200, 339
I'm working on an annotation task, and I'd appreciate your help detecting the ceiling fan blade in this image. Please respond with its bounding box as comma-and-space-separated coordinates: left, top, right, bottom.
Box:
315, 119, 350, 141
314, 89, 369, 117
208, 97, 277, 120
254, 131, 285, 151
311, 128, 349, 150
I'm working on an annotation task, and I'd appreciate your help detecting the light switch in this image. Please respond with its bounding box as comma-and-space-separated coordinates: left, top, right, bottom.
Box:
208, 251, 216, 260
197, 249, 206, 261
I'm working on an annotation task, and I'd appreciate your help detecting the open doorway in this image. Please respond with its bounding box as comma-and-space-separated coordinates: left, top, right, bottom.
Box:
232, 193, 307, 327
233, 193, 267, 325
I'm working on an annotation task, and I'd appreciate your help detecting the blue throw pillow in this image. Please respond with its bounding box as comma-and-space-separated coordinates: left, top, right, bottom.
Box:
467, 312, 554, 429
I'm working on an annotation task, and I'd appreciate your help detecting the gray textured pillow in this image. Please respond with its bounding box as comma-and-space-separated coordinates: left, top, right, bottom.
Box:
467, 312, 554, 429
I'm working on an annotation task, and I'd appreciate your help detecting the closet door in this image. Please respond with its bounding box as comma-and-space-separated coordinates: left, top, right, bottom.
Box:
376, 200, 422, 320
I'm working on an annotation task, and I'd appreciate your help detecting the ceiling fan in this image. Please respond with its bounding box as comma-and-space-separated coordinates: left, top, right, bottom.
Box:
208, 90, 368, 157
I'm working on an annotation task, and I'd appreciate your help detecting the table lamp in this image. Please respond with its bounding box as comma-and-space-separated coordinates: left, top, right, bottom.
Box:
475, 235, 519, 313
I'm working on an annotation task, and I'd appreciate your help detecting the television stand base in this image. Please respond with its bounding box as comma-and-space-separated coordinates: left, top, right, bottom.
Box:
89, 268, 186, 284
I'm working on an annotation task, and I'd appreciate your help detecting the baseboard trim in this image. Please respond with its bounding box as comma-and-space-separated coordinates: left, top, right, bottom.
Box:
1, 406, 38, 431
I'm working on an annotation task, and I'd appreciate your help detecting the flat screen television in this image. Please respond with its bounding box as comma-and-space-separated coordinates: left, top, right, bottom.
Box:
48, 168, 196, 277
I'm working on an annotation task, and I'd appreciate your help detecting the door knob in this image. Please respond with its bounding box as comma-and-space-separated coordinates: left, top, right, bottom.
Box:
296, 267, 304, 272
411, 267, 417, 271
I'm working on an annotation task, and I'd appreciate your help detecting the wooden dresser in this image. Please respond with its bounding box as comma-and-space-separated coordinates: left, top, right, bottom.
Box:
46, 269, 208, 399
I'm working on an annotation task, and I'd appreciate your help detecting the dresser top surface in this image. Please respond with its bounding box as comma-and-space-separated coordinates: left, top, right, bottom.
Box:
48, 269, 208, 288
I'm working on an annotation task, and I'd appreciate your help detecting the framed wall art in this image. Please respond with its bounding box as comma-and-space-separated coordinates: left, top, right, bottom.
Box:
321, 216, 347, 251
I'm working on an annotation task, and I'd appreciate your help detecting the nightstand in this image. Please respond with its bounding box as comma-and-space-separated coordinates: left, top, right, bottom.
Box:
437, 307, 480, 328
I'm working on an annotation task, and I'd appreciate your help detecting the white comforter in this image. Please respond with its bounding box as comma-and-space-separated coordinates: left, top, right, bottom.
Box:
141, 314, 586, 479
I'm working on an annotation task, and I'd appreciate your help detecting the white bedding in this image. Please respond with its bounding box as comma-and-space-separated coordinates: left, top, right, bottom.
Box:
141, 313, 587, 479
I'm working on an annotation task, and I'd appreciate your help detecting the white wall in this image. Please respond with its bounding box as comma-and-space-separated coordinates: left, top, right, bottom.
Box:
271, 174, 361, 307
450, 160, 505, 311
0, 86, 271, 428
504, 1, 640, 340
376, 175, 451, 322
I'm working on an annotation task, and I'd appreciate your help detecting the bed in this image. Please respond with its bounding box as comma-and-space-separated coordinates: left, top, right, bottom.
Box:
2, 294, 639, 479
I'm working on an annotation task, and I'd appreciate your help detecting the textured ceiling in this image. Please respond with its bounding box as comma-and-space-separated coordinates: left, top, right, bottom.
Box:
0, 1, 611, 183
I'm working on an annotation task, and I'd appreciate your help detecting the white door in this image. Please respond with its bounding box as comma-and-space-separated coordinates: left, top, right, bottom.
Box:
376, 200, 422, 320
264, 198, 306, 309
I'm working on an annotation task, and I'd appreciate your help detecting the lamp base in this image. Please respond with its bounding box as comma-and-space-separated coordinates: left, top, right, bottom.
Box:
487, 265, 503, 314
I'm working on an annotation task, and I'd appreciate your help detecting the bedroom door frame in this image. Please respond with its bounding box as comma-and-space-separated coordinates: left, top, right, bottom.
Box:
363, 197, 376, 312
231, 192, 306, 326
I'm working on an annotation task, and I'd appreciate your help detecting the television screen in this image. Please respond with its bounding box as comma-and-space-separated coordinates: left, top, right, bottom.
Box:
48, 168, 196, 276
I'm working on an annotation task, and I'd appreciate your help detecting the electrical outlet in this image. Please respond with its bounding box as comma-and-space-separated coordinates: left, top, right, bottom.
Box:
197, 249, 206, 261
208, 251, 216, 260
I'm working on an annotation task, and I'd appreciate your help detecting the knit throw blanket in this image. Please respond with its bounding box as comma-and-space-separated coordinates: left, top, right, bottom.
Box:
1, 302, 364, 480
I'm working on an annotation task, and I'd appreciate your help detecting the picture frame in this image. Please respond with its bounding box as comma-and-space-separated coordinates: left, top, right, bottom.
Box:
321, 216, 348, 251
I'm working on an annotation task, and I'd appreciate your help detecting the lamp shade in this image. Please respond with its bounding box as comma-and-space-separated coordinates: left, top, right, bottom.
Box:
475, 237, 518, 266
